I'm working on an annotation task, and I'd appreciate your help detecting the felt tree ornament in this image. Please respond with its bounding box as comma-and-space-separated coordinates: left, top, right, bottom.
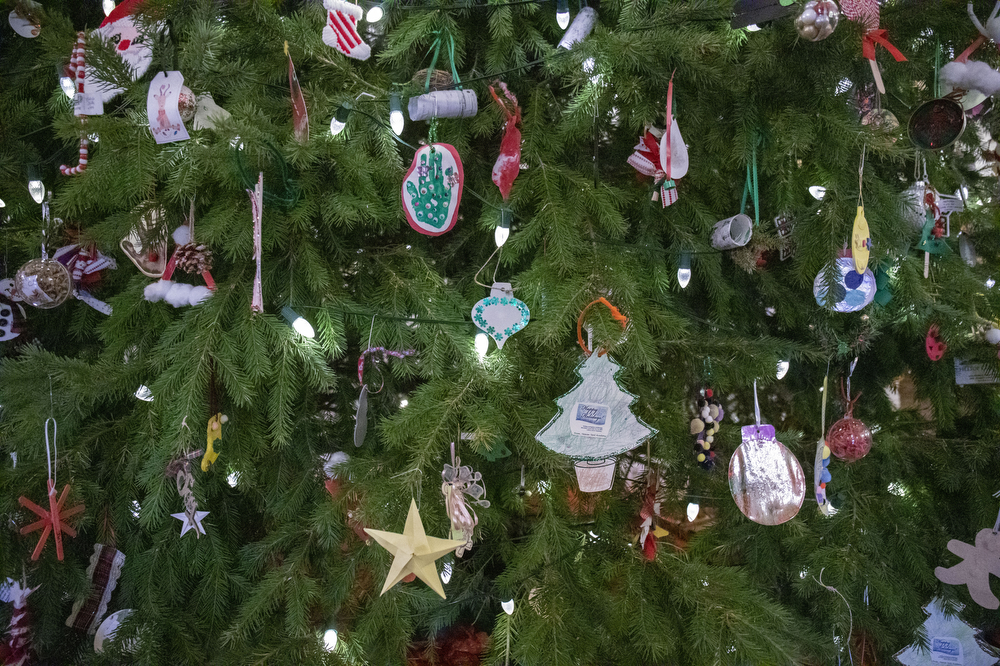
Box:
65, 544, 126, 634
894, 599, 998, 666
535, 298, 658, 493
322, 0, 371, 61
364, 499, 465, 599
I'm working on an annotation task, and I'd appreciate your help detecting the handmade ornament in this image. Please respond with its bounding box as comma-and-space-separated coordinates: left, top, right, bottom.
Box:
0, 577, 36, 666
935, 528, 1000, 610
285, 42, 309, 143
489, 82, 521, 202
192, 93, 231, 131
167, 449, 207, 539
201, 413, 227, 472
636, 474, 669, 560
690, 389, 723, 471
322, 0, 371, 61
926, 324, 947, 361
20, 480, 85, 562
0, 284, 22, 342
364, 498, 465, 599
814, 374, 834, 516
407, 625, 490, 666
471, 283, 530, 350
60, 33, 95, 177
908, 96, 966, 151
827, 367, 871, 462
402, 143, 464, 236
852, 206, 871, 274
711, 214, 753, 250
730, 0, 796, 29
65, 544, 126, 634
355, 346, 415, 446
147, 71, 190, 144
729, 382, 805, 525
441, 443, 489, 557
535, 298, 657, 493
93, 609, 134, 654
408, 90, 479, 122
143, 222, 215, 308
938, 2, 1000, 109
121, 207, 168, 277
895, 598, 998, 666
8, 1, 40, 38
557, 6, 597, 49
89, 0, 154, 102
774, 214, 795, 260
628, 81, 687, 208
795, 0, 840, 41
320, 452, 372, 544
248, 172, 264, 313
50, 243, 117, 314
813, 256, 877, 313
840, 0, 906, 94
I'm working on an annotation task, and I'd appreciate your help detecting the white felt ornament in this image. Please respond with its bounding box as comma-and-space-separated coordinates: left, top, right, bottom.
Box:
935, 528, 1000, 609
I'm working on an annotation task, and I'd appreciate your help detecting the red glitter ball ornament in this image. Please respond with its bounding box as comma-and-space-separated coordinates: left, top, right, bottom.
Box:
826, 417, 871, 462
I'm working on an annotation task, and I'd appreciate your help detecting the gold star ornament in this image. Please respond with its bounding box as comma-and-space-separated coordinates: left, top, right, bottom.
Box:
364, 498, 465, 599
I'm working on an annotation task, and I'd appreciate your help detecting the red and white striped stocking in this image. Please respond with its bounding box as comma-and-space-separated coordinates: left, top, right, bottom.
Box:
60, 32, 89, 176
323, 0, 371, 61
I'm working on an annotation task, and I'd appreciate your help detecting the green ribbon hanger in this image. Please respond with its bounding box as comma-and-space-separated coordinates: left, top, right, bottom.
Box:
740, 142, 759, 226
424, 32, 462, 93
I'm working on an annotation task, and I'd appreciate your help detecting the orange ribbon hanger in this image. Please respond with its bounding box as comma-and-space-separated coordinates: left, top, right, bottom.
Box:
576, 297, 628, 357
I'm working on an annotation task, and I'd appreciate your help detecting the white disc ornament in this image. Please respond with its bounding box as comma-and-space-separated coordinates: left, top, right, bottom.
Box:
729, 424, 806, 525
795, 0, 839, 41
813, 257, 876, 313
94, 609, 135, 653
401, 144, 464, 236
15, 258, 72, 309
8, 8, 40, 38
471, 283, 530, 350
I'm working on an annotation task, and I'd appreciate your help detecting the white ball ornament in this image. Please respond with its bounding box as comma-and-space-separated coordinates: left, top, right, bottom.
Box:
795, 0, 839, 41
985, 327, 1000, 346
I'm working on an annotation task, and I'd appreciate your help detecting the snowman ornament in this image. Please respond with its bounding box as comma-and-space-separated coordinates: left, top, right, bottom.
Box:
88, 0, 154, 103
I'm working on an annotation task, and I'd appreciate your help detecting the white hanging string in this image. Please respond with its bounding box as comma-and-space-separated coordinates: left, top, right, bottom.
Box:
813, 568, 855, 666
752, 379, 761, 426
846, 357, 858, 398
45, 417, 57, 491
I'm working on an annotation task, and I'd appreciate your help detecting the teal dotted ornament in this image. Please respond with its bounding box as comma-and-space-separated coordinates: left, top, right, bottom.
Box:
402, 143, 464, 236
471, 283, 530, 350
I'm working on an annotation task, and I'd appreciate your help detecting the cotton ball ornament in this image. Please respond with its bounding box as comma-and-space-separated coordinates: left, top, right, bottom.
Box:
172, 225, 192, 246
826, 416, 872, 462
164, 282, 194, 307
188, 285, 211, 306
144, 279, 172, 303
795, 0, 839, 42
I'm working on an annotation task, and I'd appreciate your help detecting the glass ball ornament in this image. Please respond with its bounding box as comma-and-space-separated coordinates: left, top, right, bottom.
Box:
795, 0, 839, 42
15, 258, 72, 309
826, 416, 872, 462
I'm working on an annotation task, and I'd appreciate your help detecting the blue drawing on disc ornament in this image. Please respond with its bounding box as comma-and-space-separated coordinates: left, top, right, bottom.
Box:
471, 282, 529, 350
536, 351, 657, 491
813, 256, 876, 313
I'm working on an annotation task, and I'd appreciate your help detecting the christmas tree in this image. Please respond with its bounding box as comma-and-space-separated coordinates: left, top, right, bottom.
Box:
2, 0, 1000, 664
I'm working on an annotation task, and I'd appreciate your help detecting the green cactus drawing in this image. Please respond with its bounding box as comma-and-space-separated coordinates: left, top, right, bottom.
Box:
406, 148, 457, 229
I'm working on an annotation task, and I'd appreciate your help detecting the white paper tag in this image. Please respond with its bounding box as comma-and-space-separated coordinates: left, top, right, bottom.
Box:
19, 275, 52, 304
569, 402, 611, 438
74, 92, 104, 116
954, 359, 999, 385
146, 71, 190, 144
75, 290, 112, 315
931, 636, 963, 664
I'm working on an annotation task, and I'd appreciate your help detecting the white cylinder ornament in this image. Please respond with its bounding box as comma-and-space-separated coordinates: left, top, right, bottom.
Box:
574, 459, 616, 493
558, 6, 597, 49
711, 214, 753, 250
407, 89, 478, 122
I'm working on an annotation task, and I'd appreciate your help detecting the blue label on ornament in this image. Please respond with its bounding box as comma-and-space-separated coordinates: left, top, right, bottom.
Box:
570, 402, 611, 437
575, 403, 607, 425
931, 637, 963, 664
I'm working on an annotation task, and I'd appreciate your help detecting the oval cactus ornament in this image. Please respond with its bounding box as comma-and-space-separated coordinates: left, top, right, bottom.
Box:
402, 143, 464, 236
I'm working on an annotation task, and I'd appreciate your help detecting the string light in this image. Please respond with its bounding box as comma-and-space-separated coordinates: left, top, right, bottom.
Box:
323, 629, 338, 652
281, 306, 315, 338
677, 252, 691, 289
102, 0, 116, 16
60, 76, 75, 99
686, 502, 700, 521
27, 167, 44, 205
776, 360, 790, 380
495, 208, 511, 247
389, 90, 404, 135
746, 23, 761, 31
475, 329, 489, 359
556, 0, 570, 29
329, 105, 351, 136
366, 3, 384, 22
440, 561, 452, 584
501, 599, 514, 615
809, 185, 826, 200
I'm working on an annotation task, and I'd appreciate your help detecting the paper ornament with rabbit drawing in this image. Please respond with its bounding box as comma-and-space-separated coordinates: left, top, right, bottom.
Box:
146, 72, 190, 144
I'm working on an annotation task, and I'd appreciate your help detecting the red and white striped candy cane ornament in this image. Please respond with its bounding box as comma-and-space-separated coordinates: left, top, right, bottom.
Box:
60, 32, 89, 176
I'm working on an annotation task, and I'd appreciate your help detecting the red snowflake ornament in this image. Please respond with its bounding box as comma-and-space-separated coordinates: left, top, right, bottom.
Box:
18, 480, 84, 561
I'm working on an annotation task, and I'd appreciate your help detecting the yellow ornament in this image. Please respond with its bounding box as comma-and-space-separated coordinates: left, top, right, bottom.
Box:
364, 498, 465, 599
852, 205, 871, 275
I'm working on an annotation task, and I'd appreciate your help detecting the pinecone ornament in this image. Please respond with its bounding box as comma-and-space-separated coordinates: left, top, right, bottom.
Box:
174, 243, 212, 274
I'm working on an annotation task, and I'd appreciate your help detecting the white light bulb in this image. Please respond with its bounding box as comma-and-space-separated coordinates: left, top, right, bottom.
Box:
809, 185, 826, 200
0, 198, 6, 208
292, 316, 315, 338
776, 360, 790, 380
134, 385, 154, 402
440, 562, 452, 584
475, 331, 489, 360
60, 76, 75, 99
390, 109, 404, 136
366, 4, 384, 22
557, 10, 570, 29
746, 23, 761, 31
227, 472, 239, 488
399, 398, 408, 408
686, 502, 700, 522
677, 267, 691, 289
330, 116, 347, 136
495, 225, 510, 247
988, 278, 997, 289
28, 180, 44, 204
102, 0, 116, 16
323, 629, 338, 652
501, 599, 514, 615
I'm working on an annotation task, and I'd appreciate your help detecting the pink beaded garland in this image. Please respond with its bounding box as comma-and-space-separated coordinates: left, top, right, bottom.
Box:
826, 417, 871, 462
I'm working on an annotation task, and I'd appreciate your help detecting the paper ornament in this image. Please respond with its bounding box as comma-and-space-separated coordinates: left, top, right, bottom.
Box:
408, 90, 479, 122
401, 144, 464, 236
171, 510, 209, 538
927, 325, 947, 361
93, 609, 135, 654
286, 42, 309, 143
536, 299, 656, 492
8, 2, 40, 39
65, 544, 126, 634
0, 296, 20, 343
895, 598, 998, 666
729, 423, 805, 526
147, 72, 191, 144
364, 498, 465, 599
935, 528, 1000, 609
121, 207, 168, 278
192, 93, 231, 131
627, 76, 686, 207
19, 480, 85, 561
89, 0, 154, 102
471, 283, 530, 350
813, 256, 877, 313
852, 206, 871, 274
